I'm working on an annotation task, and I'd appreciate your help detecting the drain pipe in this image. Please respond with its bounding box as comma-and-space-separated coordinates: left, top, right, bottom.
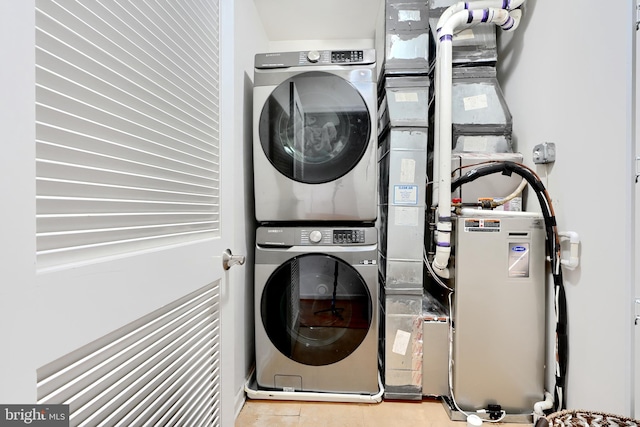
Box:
431, 5, 524, 278
432, 0, 525, 209
533, 391, 554, 422
436, 0, 526, 34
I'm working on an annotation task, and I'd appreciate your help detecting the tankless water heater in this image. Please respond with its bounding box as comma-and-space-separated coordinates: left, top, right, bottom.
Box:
451, 214, 546, 414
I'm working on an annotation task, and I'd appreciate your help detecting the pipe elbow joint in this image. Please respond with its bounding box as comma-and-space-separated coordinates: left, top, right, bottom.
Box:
431, 261, 451, 279
559, 231, 580, 270
432, 245, 451, 279
502, 9, 522, 31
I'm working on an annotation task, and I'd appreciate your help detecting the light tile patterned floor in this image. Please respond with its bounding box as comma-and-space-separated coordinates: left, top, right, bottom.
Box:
235, 398, 534, 427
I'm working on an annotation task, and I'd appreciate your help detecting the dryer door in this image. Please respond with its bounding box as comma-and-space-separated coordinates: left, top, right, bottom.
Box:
258, 71, 371, 184
261, 253, 372, 366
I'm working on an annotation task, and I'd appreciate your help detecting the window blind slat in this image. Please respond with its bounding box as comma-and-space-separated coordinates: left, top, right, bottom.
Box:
37, 143, 217, 185
36, 0, 220, 269
122, 1, 218, 84
36, 197, 217, 216
37, 212, 219, 233
37, 179, 216, 204
37, 125, 217, 172
37, 284, 220, 426
37, 86, 216, 153
36, 54, 217, 136
35, 33, 216, 124
36, 115, 218, 168
36, 2, 215, 109
36, 161, 220, 194
36, 230, 220, 270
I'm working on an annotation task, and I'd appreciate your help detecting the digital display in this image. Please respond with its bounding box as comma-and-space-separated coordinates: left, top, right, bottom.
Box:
333, 229, 365, 244
331, 51, 364, 63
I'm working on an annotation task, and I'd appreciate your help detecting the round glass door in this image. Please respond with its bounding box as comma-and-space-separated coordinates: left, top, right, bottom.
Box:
261, 253, 372, 366
258, 71, 371, 184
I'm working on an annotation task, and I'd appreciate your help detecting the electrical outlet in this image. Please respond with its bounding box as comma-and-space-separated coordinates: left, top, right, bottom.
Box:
532, 142, 556, 164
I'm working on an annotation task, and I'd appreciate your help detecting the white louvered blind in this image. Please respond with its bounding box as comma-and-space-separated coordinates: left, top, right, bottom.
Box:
37, 283, 221, 426
35, 0, 220, 270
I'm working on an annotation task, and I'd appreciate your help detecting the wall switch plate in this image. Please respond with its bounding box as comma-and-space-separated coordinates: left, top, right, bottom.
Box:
532, 142, 556, 164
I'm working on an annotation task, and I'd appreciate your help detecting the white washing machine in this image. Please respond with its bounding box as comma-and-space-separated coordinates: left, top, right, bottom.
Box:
254, 225, 379, 394
253, 49, 378, 222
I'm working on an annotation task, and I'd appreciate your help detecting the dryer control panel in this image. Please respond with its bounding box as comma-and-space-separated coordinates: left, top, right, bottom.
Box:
256, 226, 376, 246
255, 49, 376, 69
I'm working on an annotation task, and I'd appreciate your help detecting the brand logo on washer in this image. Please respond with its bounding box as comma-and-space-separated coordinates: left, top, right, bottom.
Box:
266, 229, 283, 233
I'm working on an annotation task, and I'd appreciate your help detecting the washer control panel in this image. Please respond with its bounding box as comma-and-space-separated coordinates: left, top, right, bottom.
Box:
300, 229, 367, 245
332, 229, 366, 244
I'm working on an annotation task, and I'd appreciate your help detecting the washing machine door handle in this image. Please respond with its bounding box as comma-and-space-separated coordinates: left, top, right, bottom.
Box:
222, 248, 246, 270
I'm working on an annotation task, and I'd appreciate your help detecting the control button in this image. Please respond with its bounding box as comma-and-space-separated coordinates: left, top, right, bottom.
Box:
307, 50, 320, 63
309, 230, 323, 243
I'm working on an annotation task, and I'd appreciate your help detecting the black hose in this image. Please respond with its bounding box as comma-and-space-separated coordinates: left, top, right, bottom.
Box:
451, 161, 556, 258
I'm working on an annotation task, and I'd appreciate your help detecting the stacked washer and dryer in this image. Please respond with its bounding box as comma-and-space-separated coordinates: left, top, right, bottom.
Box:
251, 49, 382, 398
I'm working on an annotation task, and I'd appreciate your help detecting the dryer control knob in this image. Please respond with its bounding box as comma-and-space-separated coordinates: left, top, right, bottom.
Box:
307, 50, 321, 63
309, 230, 323, 243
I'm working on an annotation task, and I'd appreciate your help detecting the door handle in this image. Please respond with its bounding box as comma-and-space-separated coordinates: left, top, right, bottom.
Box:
222, 249, 245, 270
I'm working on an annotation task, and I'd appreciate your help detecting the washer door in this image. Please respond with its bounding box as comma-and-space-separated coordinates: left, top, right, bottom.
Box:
261, 253, 372, 366
258, 71, 371, 184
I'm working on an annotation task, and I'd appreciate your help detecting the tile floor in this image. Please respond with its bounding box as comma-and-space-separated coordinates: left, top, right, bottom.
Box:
235, 397, 534, 427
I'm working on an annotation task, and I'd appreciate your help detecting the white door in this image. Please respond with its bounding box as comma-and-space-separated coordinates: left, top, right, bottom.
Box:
0, 1, 240, 426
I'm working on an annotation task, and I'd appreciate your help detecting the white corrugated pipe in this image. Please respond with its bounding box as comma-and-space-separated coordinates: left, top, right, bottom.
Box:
431, 5, 524, 278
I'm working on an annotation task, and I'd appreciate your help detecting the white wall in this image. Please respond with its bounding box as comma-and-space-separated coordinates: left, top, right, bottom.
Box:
268, 39, 374, 52
229, 0, 269, 417
498, 0, 636, 415
0, 0, 37, 402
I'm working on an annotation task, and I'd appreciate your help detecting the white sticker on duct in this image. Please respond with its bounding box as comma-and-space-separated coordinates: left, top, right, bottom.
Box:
387, 34, 429, 60
393, 185, 418, 205
394, 92, 419, 103
462, 136, 488, 152
463, 93, 489, 111
454, 29, 475, 40
394, 207, 419, 226
392, 330, 411, 355
400, 158, 416, 182
398, 10, 421, 22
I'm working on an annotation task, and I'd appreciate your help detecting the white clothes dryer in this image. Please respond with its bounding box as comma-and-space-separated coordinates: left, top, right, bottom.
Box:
253, 49, 378, 222
254, 225, 379, 394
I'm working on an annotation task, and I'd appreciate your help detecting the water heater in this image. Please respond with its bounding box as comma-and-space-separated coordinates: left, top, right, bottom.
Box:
452, 214, 546, 414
